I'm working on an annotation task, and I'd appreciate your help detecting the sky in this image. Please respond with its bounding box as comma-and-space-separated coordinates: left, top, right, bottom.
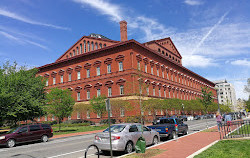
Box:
0, 0, 249, 100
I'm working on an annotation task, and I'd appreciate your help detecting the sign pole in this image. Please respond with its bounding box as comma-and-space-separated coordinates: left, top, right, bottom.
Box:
106, 98, 113, 157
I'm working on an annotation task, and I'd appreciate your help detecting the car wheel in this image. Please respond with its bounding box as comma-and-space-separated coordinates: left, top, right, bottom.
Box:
6, 139, 15, 148
41, 135, 48, 142
184, 130, 188, 135
172, 131, 177, 139
125, 141, 133, 153
152, 136, 159, 145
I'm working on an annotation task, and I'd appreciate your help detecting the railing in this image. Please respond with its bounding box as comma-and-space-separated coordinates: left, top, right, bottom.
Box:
219, 119, 250, 139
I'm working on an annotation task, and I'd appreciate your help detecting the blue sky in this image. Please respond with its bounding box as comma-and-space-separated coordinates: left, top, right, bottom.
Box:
0, 0, 249, 100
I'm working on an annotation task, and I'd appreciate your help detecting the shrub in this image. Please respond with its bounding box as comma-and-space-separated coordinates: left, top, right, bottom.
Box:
52, 122, 90, 127
41, 120, 57, 125
63, 119, 95, 125
100, 119, 116, 124
125, 116, 141, 123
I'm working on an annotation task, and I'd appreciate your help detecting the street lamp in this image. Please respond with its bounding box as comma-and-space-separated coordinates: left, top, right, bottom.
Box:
215, 87, 221, 114
182, 103, 184, 115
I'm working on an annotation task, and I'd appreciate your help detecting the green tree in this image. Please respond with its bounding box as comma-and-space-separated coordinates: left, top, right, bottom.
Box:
0, 61, 46, 125
142, 99, 162, 120
200, 87, 214, 128
110, 99, 133, 119
45, 88, 75, 131
90, 95, 107, 120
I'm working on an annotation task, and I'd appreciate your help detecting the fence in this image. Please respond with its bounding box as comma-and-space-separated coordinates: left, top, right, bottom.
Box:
219, 119, 250, 139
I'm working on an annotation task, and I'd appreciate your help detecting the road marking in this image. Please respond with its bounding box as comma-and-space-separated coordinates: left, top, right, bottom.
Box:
78, 153, 95, 158
0, 149, 7, 152
47, 149, 86, 158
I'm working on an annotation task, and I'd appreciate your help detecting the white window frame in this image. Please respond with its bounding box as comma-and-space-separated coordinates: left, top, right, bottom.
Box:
159, 88, 161, 97
107, 64, 111, 73
146, 87, 149, 95
157, 69, 159, 76
137, 61, 140, 70
60, 75, 63, 83
164, 89, 166, 97
87, 69, 90, 78
108, 87, 112, 97
153, 88, 155, 96
68, 73, 72, 81
87, 90, 90, 99
46, 79, 48, 86
151, 67, 153, 75
120, 108, 125, 117
87, 110, 90, 119
45, 116, 48, 121
97, 89, 101, 97
96, 67, 100, 76
68, 115, 71, 120
53, 77, 56, 85
77, 112, 80, 119
119, 61, 123, 71
97, 112, 100, 118
145, 64, 147, 73
77, 71, 81, 80
162, 71, 164, 78
77, 92, 80, 101
120, 85, 124, 95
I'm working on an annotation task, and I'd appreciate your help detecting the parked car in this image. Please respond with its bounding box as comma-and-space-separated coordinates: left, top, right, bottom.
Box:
147, 117, 188, 139
94, 123, 159, 154
178, 115, 188, 121
0, 124, 53, 148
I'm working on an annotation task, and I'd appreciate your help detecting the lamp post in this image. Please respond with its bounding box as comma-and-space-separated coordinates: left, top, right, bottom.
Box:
215, 87, 221, 114
182, 103, 184, 115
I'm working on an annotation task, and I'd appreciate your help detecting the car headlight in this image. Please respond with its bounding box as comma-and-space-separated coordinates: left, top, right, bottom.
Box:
0, 136, 5, 140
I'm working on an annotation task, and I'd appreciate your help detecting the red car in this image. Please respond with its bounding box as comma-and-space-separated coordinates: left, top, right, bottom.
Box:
0, 124, 53, 148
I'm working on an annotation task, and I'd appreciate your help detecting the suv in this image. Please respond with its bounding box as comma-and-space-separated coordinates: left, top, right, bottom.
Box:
0, 124, 53, 148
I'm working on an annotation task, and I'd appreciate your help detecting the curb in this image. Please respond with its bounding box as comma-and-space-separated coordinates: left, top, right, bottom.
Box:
186, 140, 219, 158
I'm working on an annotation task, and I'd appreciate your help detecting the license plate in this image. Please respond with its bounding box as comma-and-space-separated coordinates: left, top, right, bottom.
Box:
156, 129, 162, 131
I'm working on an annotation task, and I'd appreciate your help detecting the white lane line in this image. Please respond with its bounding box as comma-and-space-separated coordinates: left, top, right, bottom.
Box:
78, 153, 96, 158
46, 149, 86, 158
0, 149, 7, 152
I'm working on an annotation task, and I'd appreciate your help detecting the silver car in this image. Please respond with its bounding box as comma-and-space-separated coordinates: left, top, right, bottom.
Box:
94, 123, 159, 153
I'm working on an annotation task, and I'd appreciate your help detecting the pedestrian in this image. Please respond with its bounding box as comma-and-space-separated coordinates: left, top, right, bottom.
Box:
224, 113, 232, 132
216, 112, 223, 132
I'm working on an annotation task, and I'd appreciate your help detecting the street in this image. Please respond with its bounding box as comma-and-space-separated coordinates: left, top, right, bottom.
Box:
0, 119, 217, 158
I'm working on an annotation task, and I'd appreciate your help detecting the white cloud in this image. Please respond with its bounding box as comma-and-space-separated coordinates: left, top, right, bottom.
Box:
184, 0, 203, 6
0, 31, 48, 50
0, 8, 70, 30
181, 54, 217, 67
231, 59, 250, 67
73, 0, 122, 22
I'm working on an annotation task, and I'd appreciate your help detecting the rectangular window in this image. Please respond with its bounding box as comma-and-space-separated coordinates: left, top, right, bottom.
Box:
77, 71, 81, 80
88, 42, 90, 52
46, 79, 48, 86
137, 61, 140, 70
92, 42, 94, 50
119, 61, 123, 71
162, 71, 164, 78
84, 41, 86, 53
60, 75, 63, 83
73, 50, 75, 56
148, 111, 151, 115
77, 47, 79, 55
159, 88, 161, 97
97, 89, 101, 97
68, 73, 72, 81
97, 112, 100, 118
53, 77, 56, 85
164, 89, 166, 97
77, 112, 80, 119
87, 90, 90, 99
87, 110, 90, 119
151, 67, 153, 75
45, 116, 47, 121
157, 69, 159, 76
52, 115, 55, 121
107, 64, 111, 73
87, 69, 90, 78
96, 67, 100, 76
167, 72, 169, 80
95, 43, 98, 49
37, 117, 40, 121
68, 115, 71, 120
153, 88, 155, 96
108, 87, 112, 97
120, 108, 125, 117
120, 85, 124, 95
145, 64, 147, 73
146, 87, 149, 95
77, 92, 80, 101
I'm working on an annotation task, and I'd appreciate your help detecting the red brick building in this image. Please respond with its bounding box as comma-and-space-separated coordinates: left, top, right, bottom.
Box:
37, 21, 216, 122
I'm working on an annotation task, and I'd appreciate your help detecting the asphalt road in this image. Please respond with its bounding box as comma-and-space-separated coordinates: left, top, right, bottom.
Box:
0, 118, 217, 158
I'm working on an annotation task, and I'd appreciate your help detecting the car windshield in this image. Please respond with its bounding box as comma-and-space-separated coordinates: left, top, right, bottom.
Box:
157, 119, 173, 124
103, 125, 126, 133
6, 127, 20, 134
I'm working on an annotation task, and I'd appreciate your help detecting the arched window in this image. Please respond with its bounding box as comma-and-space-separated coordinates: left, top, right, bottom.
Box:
91, 42, 94, 50
84, 40, 86, 53
158, 48, 161, 53
76, 47, 79, 55
87, 41, 90, 52
73, 50, 75, 56
95, 43, 98, 49
80, 44, 82, 54
104, 44, 106, 47
70, 53, 72, 57
99, 43, 102, 48
162, 51, 164, 55
166, 53, 168, 56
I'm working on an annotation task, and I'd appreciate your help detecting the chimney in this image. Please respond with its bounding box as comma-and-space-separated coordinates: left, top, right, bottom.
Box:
119, 20, 127, 41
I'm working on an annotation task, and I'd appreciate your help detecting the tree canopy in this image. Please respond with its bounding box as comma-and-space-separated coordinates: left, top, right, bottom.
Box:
0, 62, 46, 125
90, 95, 107, 119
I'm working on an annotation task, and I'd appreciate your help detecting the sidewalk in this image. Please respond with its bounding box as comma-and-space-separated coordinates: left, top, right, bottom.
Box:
151, 126, 220, 158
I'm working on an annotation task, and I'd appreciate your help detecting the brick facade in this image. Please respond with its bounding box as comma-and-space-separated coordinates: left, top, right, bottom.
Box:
37, 21, 216, 123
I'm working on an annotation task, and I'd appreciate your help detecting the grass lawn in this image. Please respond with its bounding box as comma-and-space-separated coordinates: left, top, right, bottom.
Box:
194, 140, 250, 158
52, 124, 108, 135
124, 149, 166, 158
230, 124, 250, 136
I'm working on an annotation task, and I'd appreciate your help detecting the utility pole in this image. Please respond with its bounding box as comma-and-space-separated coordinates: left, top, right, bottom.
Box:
106, 98, 113, 158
